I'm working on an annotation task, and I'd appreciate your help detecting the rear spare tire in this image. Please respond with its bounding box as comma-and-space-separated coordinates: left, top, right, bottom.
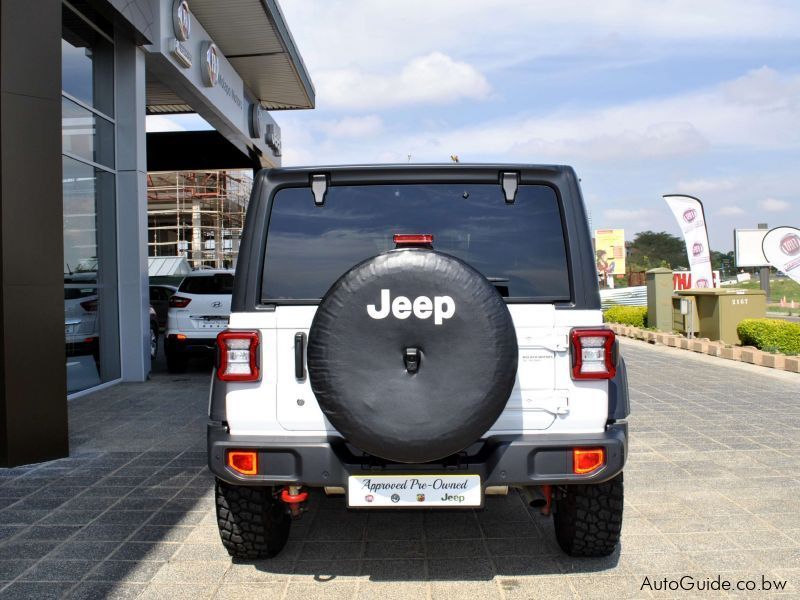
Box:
307, 248, 518, 463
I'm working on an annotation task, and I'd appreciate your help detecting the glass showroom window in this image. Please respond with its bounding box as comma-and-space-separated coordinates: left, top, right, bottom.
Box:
62, 4, 120, 393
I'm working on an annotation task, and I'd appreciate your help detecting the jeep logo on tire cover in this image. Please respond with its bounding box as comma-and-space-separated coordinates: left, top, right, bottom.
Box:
367, 289, 455, 325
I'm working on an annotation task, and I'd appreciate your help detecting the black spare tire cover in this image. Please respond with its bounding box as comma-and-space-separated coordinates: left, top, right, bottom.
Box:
307, 249, 518, 463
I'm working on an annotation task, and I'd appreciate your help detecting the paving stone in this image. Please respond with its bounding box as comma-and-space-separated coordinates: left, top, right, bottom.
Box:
66, 581, 146, 600
298, 541, 363, 561
1, 338, 797, 598
357, 581, 427, 599
0, 559, 36, 581
85, 560, 165, 583
0, 541, 61, 560
222, 561, 294, 583
361, 558, 425, 581
427, 558, 495, 581
0, 581, 75, 599
108, 542, 180, 562
48, 541, 122, 560
214, 582, 286, 599
284, 581, 358, 600
431, 580, 503, 599
363, 540, 424, 560
149, 560, 230, 583
137, 582, 216, 599
19, 559, 99, 582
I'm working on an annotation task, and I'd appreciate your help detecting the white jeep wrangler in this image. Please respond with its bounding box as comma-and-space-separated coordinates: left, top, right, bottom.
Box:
207, 165, 628, 559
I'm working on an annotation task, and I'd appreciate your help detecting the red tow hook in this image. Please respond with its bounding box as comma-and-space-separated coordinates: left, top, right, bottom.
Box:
541, 484, 553, 516
280, 485, 309, 518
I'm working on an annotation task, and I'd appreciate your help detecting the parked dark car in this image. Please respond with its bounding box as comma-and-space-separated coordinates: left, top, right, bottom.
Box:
149, 284, 177, 329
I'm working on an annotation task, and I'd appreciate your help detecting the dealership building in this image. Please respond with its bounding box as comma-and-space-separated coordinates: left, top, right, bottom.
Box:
0, 0, 314, 466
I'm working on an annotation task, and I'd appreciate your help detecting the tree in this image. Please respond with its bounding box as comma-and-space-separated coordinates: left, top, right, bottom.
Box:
627, 231, 688, 271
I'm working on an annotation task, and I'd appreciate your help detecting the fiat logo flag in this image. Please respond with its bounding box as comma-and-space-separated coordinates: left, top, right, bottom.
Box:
663, 194, 714, 290
762, 226, 800, 285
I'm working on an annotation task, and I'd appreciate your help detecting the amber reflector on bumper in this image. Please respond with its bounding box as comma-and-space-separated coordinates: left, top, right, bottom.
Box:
227, 450, 258, 476
573, 448, 605, 474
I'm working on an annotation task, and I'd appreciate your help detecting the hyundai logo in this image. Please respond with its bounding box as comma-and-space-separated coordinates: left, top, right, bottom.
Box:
212, 301, 222, 308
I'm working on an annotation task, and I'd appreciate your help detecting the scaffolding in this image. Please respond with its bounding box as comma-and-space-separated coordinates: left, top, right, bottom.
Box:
147, 169, 252, 269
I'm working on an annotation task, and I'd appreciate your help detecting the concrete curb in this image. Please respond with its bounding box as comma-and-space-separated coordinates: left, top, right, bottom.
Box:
606, 323, 800, 374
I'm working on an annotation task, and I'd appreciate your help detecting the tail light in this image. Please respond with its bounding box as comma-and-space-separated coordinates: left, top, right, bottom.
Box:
570, 329, 616, 380
216, 330, 260, 381
227, 450, 258, 476
573, 448, 605, 474
169, 295, 191, 308
80, 299, 98, 312
394, 233, 434, 248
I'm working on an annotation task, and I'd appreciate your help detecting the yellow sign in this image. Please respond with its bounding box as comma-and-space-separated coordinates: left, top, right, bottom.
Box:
594, 229, 626, 277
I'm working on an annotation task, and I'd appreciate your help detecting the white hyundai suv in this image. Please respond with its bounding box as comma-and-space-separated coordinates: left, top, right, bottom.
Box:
165, 269, 234, 372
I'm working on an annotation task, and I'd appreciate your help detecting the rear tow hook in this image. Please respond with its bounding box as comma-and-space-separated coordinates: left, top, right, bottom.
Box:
280, 485, 309, 518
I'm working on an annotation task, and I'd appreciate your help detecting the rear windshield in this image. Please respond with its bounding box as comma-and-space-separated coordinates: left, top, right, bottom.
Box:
262, 184, 571, 301
179, 274, 234, 295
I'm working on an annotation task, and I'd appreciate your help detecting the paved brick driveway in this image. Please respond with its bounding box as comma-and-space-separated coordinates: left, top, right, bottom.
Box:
0, 339, 798, 598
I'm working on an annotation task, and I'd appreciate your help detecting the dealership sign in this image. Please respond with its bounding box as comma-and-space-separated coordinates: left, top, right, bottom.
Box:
664, 194, 714, 290
762, 226, 800, 285
170, 0, 192, 67
201, 42, 220, 86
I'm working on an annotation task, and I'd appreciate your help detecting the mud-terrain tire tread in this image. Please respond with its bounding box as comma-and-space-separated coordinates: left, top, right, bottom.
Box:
215, 479, 290, 559
553, 472, 623, 557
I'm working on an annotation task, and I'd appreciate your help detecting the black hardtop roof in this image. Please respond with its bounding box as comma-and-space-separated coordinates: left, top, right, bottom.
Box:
265, 163, 569, 172
232, 162, 599, 312
256, 163, 579, 189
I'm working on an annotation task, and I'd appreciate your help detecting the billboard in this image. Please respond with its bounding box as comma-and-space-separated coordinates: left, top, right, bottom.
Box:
663, 195, 714, 289
734, 229, 769, 268
594, 229, 626, 278
762, 226, 800, 285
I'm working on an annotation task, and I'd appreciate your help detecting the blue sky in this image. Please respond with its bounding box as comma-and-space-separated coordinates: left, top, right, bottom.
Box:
147, 1, 800, 251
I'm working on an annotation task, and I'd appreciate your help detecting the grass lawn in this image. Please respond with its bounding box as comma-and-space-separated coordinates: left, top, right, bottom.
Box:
724, 277, 800, 303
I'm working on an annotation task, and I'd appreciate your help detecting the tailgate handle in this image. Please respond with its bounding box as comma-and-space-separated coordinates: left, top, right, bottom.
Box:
294, 332, 306, 380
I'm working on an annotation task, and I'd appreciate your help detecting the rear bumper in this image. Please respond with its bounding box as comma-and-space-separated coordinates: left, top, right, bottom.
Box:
208, 422, 627, 487
165, 334, 216, 355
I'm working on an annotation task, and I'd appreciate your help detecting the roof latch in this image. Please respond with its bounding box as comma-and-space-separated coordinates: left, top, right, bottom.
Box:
311, 173, 328, 206
501, 172, 519, 204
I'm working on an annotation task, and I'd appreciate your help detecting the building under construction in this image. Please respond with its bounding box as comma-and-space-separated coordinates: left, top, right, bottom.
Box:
147, 170, 253, 269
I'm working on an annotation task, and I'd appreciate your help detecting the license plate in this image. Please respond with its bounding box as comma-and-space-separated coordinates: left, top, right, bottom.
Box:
196, 319, 227, 329
347, 474, 482, 508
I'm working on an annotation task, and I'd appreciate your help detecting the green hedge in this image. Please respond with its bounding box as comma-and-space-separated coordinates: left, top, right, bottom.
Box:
604, 306, 648, 328
737, 318, 800, 355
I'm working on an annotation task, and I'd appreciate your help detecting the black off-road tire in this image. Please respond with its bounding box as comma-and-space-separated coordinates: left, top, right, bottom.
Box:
553, 473, 623, 557
215, 479, 290, 560
165, 350, 187, 374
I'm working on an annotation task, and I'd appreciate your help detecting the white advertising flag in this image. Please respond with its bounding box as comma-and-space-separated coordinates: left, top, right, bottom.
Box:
762, 226, 800, 285
663, 194, 714, 288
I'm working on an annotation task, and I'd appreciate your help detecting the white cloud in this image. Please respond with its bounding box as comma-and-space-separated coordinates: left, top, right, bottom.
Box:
318, 115, 384, 138
761, 197, 790, 212
314, 52, 491, 109
603, 208, 655, 221
718, 206, 745, 216
600, 208, 658, 230
510, 122, 707, 162
280, 66, 800, 166
281, 1, 800, 75
676, 178, 736, 194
